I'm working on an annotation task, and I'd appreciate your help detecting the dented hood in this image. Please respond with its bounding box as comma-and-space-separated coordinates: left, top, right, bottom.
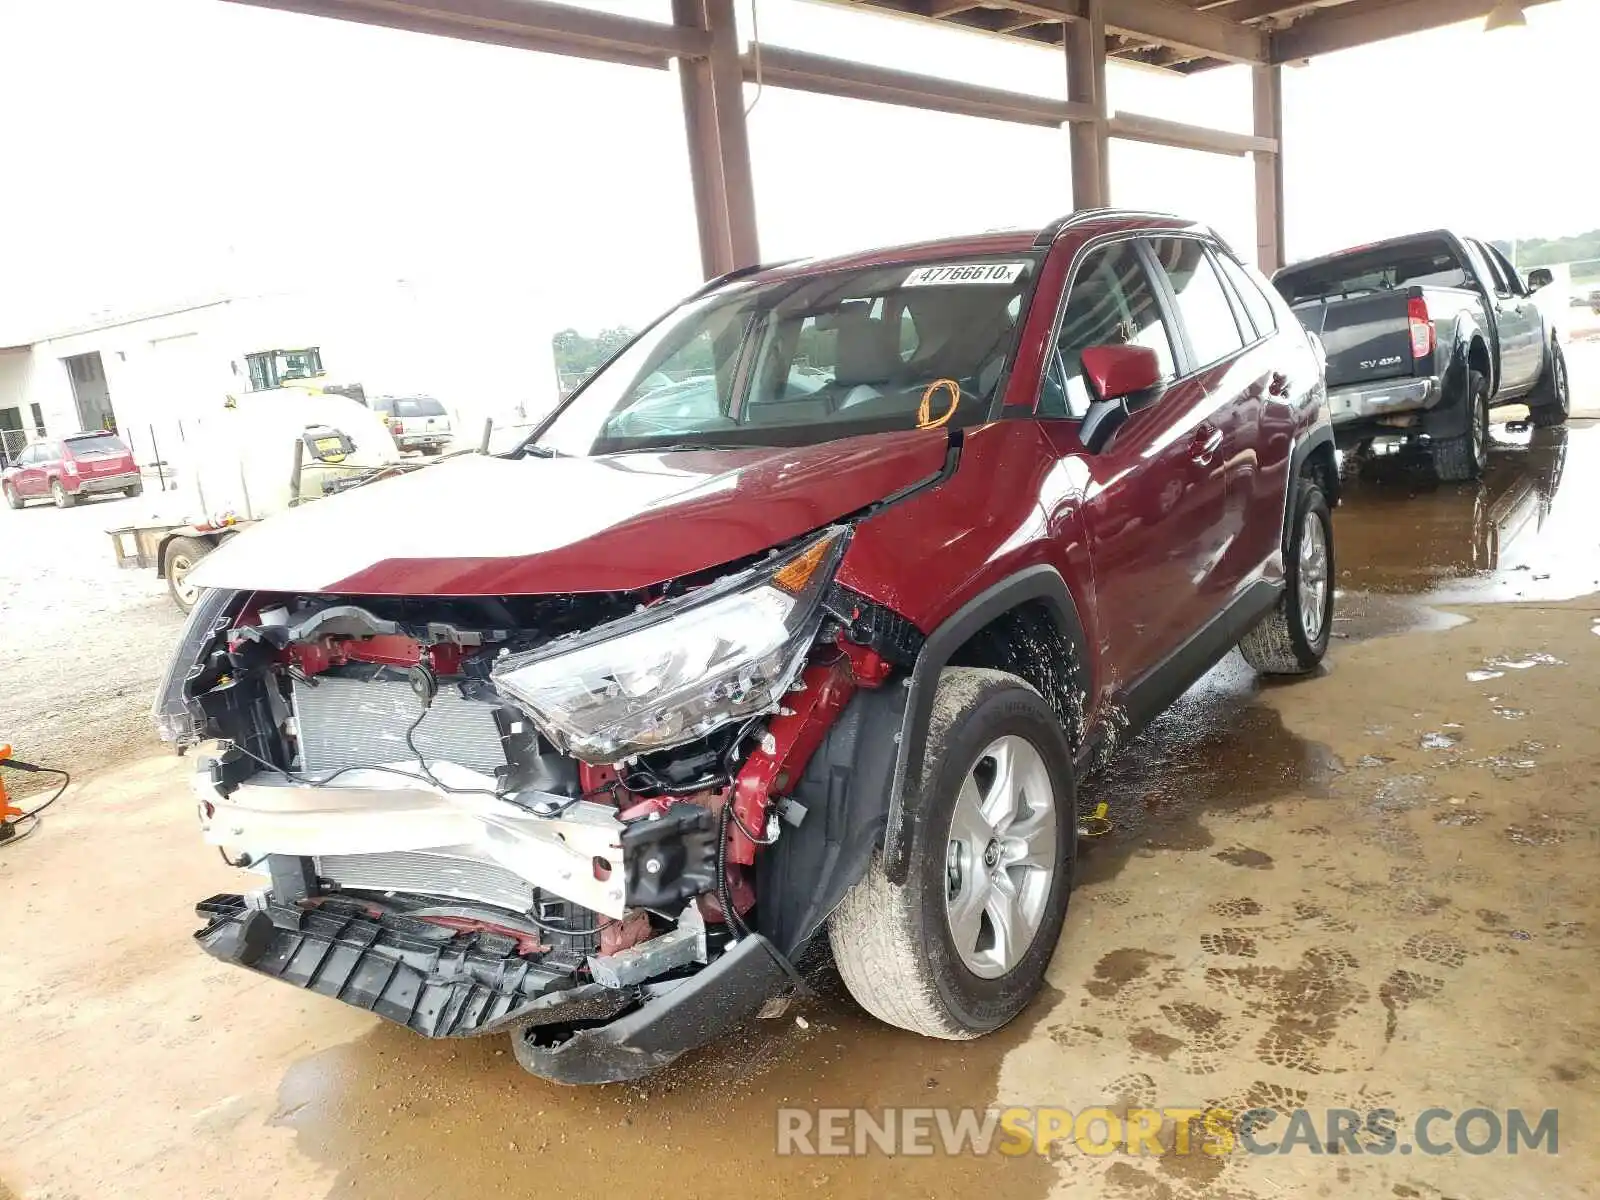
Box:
188, 430, 951, 596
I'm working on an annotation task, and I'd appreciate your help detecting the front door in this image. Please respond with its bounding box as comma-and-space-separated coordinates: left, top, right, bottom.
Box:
1470, 240, 1543, 396
1033, 236, 1211, 700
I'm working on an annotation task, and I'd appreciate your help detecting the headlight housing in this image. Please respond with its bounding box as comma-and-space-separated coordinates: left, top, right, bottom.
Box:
491, 527, 849, 763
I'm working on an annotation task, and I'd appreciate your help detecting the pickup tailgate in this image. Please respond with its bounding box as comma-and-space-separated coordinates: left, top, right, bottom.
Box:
1290, 290, 1419, 390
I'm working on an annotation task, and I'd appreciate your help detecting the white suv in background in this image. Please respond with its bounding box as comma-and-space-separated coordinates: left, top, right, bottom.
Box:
372, 395, 452, 455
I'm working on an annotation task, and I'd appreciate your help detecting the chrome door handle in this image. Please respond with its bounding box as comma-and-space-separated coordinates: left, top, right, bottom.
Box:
1190, 427, 1223, 467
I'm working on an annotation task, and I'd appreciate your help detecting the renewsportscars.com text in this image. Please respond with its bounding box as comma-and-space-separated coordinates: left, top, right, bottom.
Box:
775, 1106, 1559, 1158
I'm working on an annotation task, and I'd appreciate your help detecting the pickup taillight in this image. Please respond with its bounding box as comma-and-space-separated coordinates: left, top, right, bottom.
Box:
1407, 296, 1434, 359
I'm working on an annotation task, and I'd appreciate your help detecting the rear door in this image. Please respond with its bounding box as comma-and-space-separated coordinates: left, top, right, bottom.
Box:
1471, 240, 1543, 395
1144, 236, 1255, 634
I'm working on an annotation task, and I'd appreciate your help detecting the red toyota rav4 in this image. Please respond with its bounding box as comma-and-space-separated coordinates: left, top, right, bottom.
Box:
156, 211, 1336, 1084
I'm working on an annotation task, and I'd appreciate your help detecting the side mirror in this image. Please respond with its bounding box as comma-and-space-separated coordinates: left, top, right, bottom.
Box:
1527, 268, 1554, 292
1079, 344, 1162, 454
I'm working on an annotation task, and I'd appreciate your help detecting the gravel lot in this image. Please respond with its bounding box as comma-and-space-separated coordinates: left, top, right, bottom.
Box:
0, 488, 186, 791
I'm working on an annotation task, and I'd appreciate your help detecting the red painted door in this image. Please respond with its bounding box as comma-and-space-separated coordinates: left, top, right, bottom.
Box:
1032, 236, 1224, 699
1145, 237, 1259, 631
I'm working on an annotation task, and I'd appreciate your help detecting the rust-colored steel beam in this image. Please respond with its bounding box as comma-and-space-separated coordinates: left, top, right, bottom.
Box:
742, 44, 1095, 127
1065, 0, 1110, 209
219, 0, 709, 68
1273, 0, 1562, 61
675, 0, 759, 278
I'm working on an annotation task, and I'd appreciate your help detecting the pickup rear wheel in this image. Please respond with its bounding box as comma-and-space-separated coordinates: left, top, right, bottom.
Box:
163, 536, 211, 613
1239, 476, 1334, 676
1431, 371, 1489, 482
1528, 342, 1569, 428
828, 668, 1075, 1039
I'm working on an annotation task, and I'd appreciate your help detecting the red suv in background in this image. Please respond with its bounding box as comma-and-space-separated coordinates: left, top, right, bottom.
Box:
2, 431, 142, 509
157, 210, 1337, 1083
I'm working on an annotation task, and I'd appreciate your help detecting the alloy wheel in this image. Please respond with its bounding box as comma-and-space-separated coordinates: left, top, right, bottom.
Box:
944, 734, 1057, 979
1298, 510, 1330, 644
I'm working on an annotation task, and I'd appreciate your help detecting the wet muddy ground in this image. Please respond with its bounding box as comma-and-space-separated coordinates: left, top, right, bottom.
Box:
4, 368, 1600, 1199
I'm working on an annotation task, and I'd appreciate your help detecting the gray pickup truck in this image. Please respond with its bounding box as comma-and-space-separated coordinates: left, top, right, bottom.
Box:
1274, 231, 1569, 481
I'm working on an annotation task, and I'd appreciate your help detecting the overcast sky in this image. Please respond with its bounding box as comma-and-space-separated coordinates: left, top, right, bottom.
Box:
1, 0, 1596, 343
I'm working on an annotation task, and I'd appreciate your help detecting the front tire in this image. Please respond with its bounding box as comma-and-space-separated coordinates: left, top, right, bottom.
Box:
51, 479, 76, 509
1431, 371, 1489, 482
828, 667, 1075, 1039
1528, 341, 1569, 428
2, 482, 20, 510
1239, 476, 1334, 676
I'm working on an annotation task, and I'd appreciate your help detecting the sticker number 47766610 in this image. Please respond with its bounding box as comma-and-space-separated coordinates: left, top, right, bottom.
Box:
903, 262, 1027, 288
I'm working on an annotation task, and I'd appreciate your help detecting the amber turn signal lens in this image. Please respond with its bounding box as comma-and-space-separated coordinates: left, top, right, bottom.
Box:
772, 533, 839, 596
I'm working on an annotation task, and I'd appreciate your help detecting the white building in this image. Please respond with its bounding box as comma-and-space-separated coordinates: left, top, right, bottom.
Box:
0, 279, 562, 466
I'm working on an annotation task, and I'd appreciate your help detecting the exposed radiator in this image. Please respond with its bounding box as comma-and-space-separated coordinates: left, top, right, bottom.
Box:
292, 674, 507, 776
316, 849, 536, 913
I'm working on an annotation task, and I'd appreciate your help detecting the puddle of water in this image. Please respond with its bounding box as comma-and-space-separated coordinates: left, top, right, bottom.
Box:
1076, 657, 1342, 885
270, 966, 1060, 1200
1334, 423, 1600, 605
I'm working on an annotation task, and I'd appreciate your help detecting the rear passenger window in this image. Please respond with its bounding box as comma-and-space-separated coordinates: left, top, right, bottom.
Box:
1216, 253, 1277, 340
1040, 240, 1176, 419
1149, 238, 1246, 367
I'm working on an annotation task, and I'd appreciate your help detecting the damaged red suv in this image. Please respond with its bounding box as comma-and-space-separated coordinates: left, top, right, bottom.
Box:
155, 211, 1337, 1084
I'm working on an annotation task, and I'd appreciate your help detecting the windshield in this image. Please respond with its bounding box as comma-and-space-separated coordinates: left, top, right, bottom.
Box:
64, 432, 129, 457
535, 255, 1039, 455
1277, 237, 1469, 304
394, 397, 446, 417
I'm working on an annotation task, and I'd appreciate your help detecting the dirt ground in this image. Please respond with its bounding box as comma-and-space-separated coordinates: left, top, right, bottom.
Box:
3, 363, 1599, 1200
0, 486, 186, 795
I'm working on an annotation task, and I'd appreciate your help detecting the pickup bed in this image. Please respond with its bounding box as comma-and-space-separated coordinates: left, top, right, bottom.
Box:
1275, 230, 1569, 480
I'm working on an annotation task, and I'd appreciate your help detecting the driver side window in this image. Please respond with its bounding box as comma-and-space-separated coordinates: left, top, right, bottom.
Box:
1040, 240, 1176, 419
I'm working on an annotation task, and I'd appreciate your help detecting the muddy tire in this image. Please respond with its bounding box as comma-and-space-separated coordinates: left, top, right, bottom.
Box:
1431, 371, 1489, 482
51, 479, 76, 509
1528, 341, 1569, 428
163, 536, 211, 613
2, 482, 20, 510
125, 480, 144, 498
828, 668, 1075, 1039
1239, 477, 1334, 676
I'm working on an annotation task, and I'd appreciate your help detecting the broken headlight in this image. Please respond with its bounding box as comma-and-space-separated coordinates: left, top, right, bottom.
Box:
491, 527, 848, 763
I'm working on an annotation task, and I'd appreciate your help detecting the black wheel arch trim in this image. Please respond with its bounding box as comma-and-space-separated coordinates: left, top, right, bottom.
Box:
1424, 338, 1484, 444
879, 564, 1089, 887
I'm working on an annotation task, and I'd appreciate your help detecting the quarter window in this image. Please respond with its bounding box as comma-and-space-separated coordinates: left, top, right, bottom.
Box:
1039, 240, 1176, 419
1149, 238, 1247, 367
1216, 252, 1278, 340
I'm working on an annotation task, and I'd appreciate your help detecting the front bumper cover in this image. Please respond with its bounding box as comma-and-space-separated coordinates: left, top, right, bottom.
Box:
195, 893, 790, 1083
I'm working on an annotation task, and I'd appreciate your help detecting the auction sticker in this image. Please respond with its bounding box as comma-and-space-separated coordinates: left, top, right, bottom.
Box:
903, 262, 1027, 287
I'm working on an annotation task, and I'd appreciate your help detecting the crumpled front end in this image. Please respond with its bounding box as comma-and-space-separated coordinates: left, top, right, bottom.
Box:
161, 525, 920, 1082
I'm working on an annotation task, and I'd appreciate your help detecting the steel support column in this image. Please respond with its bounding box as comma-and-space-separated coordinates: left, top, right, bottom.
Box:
674, 0, 760, 279
1251, 63, 1285, 273
1065, 0, 1109, 210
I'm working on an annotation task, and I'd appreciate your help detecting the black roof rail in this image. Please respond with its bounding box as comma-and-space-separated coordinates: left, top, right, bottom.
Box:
1032, 208, 1183, 249
687, 259, 799, 300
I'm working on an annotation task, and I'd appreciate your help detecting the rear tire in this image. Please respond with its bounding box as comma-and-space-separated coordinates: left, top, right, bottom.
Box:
828, 667, 1075, 1039
1528, 341, 1569, 428
163, 536, 211, 613
1431, 370, 1488, 482
1239, 477, 1334, 676
125, 480, 144, 498
51, 479, 76, 509
3, 482, 20, 510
